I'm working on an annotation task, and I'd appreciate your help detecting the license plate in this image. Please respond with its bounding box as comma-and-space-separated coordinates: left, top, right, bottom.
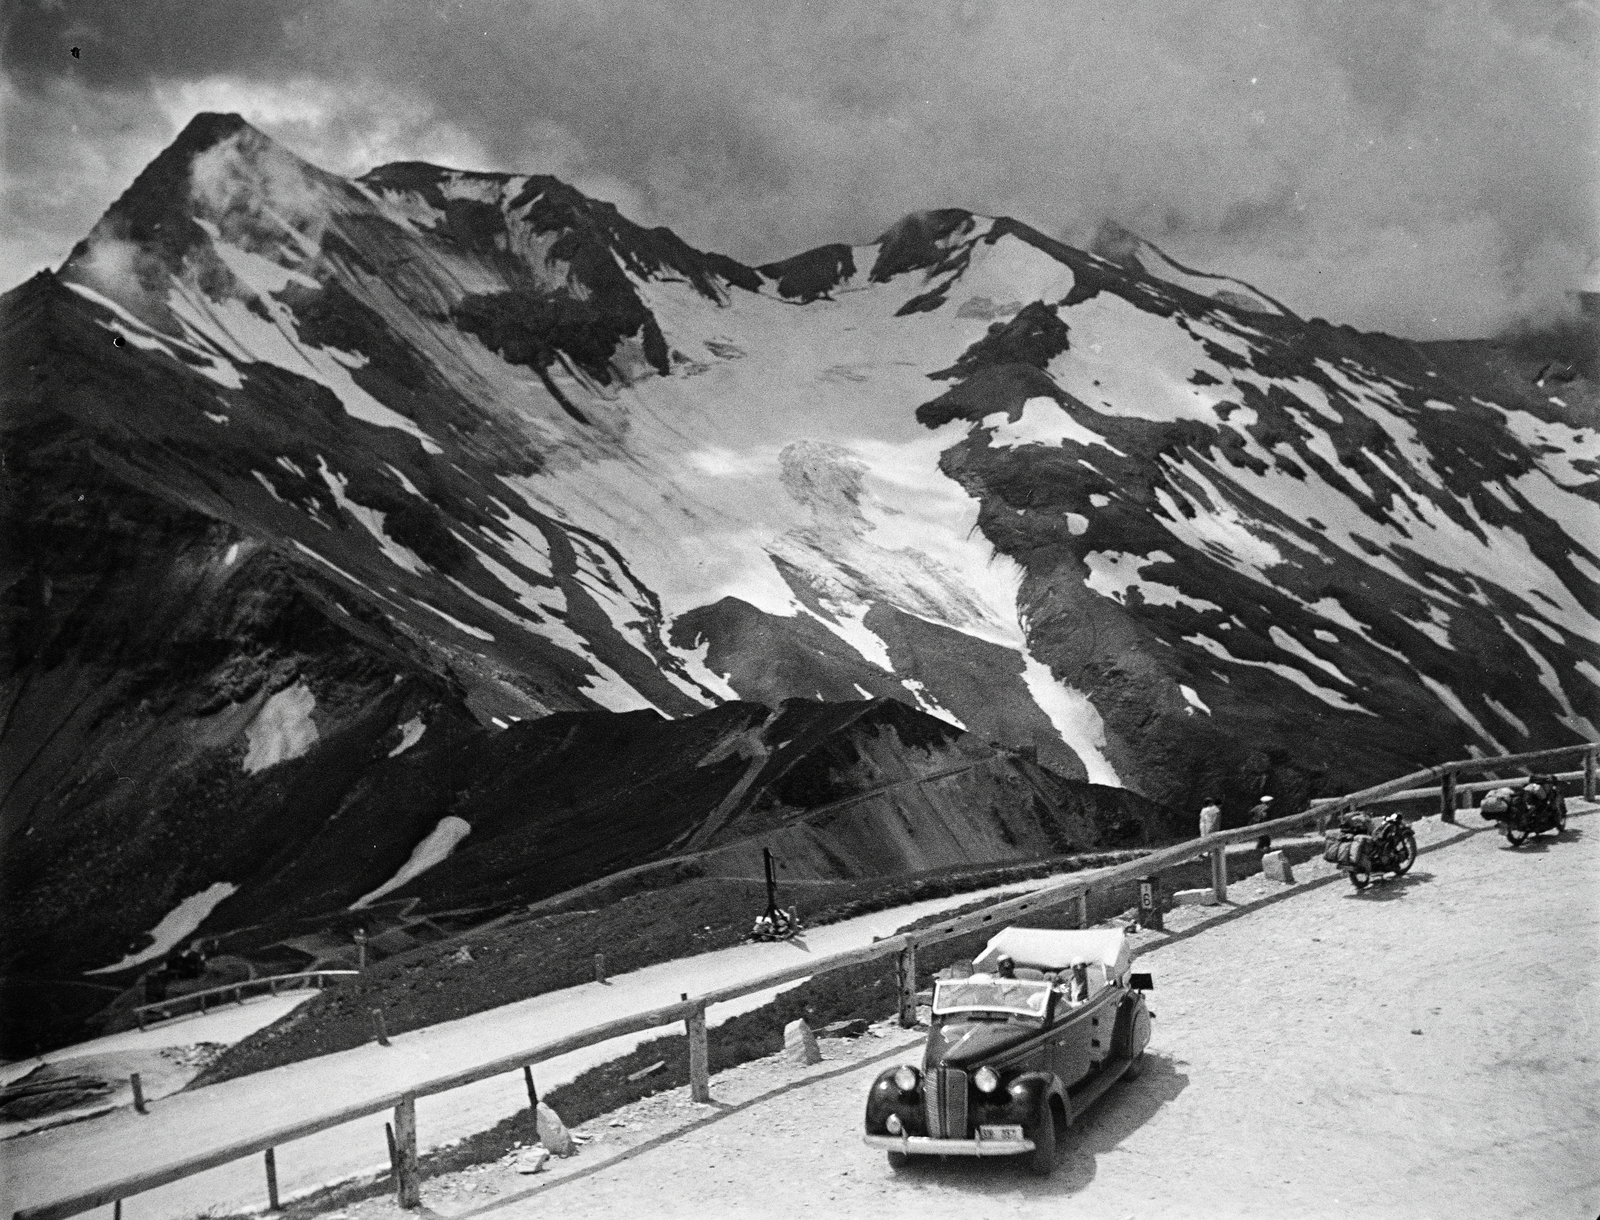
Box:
977, 1125, 1024, 1142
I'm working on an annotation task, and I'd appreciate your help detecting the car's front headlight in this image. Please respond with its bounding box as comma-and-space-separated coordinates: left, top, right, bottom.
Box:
973, 1065, 1000, 1093
893, 1065, 920, 1093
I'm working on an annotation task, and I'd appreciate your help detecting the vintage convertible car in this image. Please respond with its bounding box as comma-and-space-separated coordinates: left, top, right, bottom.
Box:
863, 927, 1152, 1176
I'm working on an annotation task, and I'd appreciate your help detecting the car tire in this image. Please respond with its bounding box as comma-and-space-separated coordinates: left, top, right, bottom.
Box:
886, 1151, 910, 1172
1026, 1103, 1058, 1177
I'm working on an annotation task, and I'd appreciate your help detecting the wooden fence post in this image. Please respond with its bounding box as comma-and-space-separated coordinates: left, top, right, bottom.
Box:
1440, 771, 1456, 823
1585, 748, 1596, 801
522, 1064, 538, 1111
392, 1096, 421, 1208
594, 953, 607, 985
1210, 846, 1228, 904
685, 1000, 710, 1103
130, 1073, 147, 1114
895, 943, 918, 1027
264, 1148, 280, 1212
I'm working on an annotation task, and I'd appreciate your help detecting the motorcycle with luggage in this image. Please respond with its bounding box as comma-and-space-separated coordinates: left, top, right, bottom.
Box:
1322, 810, 1417, 890
1485, 775, 1567, 846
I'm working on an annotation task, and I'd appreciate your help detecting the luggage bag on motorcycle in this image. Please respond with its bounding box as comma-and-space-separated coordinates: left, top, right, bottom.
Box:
1322, 831, 1346, 864
1324, 834, 1373, 869
1338, 810, 1375, 835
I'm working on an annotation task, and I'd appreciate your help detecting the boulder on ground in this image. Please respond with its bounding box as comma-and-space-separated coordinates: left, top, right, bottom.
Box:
1261, 850, 1295, 883
514, 1147, 549, 1174
784, 1019, 822, 1065
536, 1101, 575, 1155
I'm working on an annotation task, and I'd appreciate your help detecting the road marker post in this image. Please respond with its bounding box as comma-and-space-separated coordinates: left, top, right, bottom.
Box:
1137, 876, 1163, 931
372, 1009, 390, 1047
1210, 846, 1228, 904
1585, 748, 1596, 801
1075, 891, 1089, 928
594, 953, 606, 984
129, 1074, 147, 1114
522, 1064, 537, 1110
1440, 771, 1457, 823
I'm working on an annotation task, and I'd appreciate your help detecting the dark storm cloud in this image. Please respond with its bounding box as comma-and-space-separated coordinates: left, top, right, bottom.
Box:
2, 0, 1595, 338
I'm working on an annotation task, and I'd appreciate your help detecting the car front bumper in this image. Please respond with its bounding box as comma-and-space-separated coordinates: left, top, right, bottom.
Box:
863, 1133, 1036, 1157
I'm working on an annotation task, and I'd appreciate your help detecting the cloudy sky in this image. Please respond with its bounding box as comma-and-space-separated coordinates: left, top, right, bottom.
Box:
3, 0, 1595, 338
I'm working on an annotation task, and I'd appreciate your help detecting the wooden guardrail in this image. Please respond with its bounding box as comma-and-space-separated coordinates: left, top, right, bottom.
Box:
132, 972, 359, 1030
17, 741, 1596, 1220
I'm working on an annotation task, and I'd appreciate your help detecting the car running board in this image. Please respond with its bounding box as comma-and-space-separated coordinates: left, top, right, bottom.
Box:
1067, 1055, 1137, 1116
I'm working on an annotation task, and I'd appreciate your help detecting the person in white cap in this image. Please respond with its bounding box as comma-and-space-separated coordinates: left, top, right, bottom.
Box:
1248, 794, 1275, 852
1196, 799, 1223, 862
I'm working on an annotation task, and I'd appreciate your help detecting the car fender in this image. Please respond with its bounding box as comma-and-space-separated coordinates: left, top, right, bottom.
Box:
864, 1064, 924, 1132
1003, 1070, 1069, 1127
1111, 992, 1151, 1060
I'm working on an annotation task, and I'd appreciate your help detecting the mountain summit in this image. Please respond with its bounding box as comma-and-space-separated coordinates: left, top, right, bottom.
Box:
3, 115, 1596, 1018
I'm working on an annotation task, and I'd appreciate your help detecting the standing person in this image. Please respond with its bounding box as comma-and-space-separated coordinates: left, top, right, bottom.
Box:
1196, 799, 1223, 861
1248, 794, 1275, 852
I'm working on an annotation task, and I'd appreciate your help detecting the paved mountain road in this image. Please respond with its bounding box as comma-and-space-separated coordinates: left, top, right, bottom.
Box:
0, 875, 1071, 1220
386, 805, 1596, 1220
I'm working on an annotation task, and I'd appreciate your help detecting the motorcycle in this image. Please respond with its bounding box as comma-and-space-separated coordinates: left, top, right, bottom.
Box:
1323, 811, 1417, 890
1491, 775, 1567, 847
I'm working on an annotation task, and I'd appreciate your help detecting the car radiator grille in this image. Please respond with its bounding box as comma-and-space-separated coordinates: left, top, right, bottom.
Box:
923, 1068, 968, 1138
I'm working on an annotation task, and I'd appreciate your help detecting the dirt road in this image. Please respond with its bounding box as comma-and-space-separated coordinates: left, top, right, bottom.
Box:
357, 805, 1597, 1220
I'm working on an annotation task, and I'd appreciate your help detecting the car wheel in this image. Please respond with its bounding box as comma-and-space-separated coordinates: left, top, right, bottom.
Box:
1123, 1051, 1146, 1080
886, 1151, 910, 1172
1393, 837, 1416, 876
1026, 1103, 1058, 1177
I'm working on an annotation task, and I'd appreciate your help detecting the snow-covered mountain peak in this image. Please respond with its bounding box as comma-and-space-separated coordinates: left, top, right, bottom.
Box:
15, 116, 1598, 812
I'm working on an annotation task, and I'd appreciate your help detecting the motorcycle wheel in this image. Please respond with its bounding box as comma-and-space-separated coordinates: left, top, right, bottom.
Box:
1349, 868, 1371, 890
1506, 825, 1530, 847
1556, 804, 1568, 833
1392, 836, 1417, 876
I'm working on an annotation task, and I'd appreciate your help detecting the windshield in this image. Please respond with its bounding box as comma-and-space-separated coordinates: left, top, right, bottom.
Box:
932, 977, 1052, 1021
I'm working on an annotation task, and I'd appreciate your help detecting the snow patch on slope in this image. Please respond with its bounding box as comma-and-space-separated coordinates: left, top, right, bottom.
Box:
1183, 633, 1373, 715
351, 817, 472, 909
85, 883, 239, 974
388, 716, 427, 757
1084, 550, 1223, 614
242, 682, 319, 772
1020, 655, 1121, 786
984, 398, 1124, 453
